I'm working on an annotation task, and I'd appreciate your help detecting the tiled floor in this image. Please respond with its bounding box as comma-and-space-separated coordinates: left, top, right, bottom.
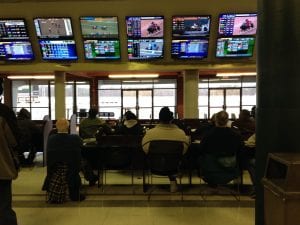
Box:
12, 156, 255, 225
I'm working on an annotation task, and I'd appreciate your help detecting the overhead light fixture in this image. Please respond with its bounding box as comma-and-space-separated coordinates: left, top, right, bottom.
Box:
108, 74, 159, 79
7, 75, 55, 80
216, 72, 257, 77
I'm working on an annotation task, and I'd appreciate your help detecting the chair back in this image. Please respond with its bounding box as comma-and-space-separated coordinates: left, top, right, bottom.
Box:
69, 114, 77, 134
98, 135, 142, 169
147, 140, 184, 175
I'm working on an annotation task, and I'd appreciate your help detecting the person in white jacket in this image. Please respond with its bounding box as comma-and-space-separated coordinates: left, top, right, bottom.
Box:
142, 107, 190, 192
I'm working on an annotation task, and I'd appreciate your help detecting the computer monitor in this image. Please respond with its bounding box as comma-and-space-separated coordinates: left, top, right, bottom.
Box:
39, 39, 78, 60
0, 19, 29, 40
126, 16, 164, 38
128, 39, 163, 60
216, 37, 255, 58
171, 38, 209, 59
80, 16, 119, 39
172, 16, 211, 38
0, 41, 34, 61
84, 39, 120, 59
34, 17, 73, 39
218, 13, 257, 36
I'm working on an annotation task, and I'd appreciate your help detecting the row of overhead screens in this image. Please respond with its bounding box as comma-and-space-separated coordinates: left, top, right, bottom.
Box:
0, 13, 257, 61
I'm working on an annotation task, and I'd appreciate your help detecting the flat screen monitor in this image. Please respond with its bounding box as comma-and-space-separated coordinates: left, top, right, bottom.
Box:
0, 41, 34, 61
80, 16, 119, 39
126, 16, 164, 38
128, 39, 163, 60
39, 39, 77, 60
218, 13, 257, 36
172, 16, 211, 38
171, 39, 209, 59
216, 37, 255, 58
34, 17, 73, 39
84, 39, 120, 59
0, 19, 29, 40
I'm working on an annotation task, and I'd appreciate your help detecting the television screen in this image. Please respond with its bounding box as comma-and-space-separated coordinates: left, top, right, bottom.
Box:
218, 13, 257, 36
128, 39, 163, 60
84, 39, 120, 59
39, 39, 77, 60
171, 39, 209, 59
126, 16, 164, 38
80, 16, 119, 39
0, 19, 29, 40
216, 37, 255, 57
0, 41, 34, 61
34, 18, 73, 39
172, 16, 211, 38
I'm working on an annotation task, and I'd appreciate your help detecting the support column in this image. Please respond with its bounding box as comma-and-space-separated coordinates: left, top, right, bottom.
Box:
183, 69, 199, 118
54, 71, 66, 119
256, 1, 300, 225
3, 78, 12, 107
90, 78, 98, 109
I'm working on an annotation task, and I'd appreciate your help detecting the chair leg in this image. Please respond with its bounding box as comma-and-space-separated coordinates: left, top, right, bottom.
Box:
142, 169, 147, 193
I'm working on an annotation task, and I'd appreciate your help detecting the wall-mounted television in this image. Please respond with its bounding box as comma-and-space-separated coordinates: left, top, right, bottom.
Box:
216, 37, 255, 58
218, 13, 257, 36
34, 17, 73, 39
0, 41, 34, 61
171, 39, 209, 59
128, 39, 163, 60
126, 16, 164, 38
0, 19, 29, 40
39, 39, 77, 60
80, 16, 119, 39
84, 39, 120, 59
172, 16, 211, 38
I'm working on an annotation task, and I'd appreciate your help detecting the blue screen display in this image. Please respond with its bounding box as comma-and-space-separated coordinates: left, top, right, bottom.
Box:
0, 41, 34, 61
39, 39, 78, 60
128, 39, 164, 60
171, 39, 209, 59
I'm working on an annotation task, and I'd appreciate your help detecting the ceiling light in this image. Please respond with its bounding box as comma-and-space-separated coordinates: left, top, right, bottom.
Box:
108, 74, 159, 79
7, 75, 55, 80
216, 72, 256, 77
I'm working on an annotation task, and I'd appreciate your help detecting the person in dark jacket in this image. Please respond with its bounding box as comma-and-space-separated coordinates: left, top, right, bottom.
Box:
117, 111, 143, 135
44, 118, 85, 202
198, 110, 244, 186
17, 108, 41, 165
0, 80, 19, 225
231, 109, 255, 140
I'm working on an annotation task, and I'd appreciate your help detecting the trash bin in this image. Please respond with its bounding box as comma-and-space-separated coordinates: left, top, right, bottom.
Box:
262, 153, 300, 225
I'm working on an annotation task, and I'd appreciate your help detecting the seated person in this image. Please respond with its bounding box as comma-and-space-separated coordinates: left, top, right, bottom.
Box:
142, 107, 190, 192
116, 111, 143, 135
17, 108, 42, 165
43, 118, 85, 202
48, 121, 98, 186
231, 109, 255, 140
79, 108, 112, 142
198, 110, 244, 186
